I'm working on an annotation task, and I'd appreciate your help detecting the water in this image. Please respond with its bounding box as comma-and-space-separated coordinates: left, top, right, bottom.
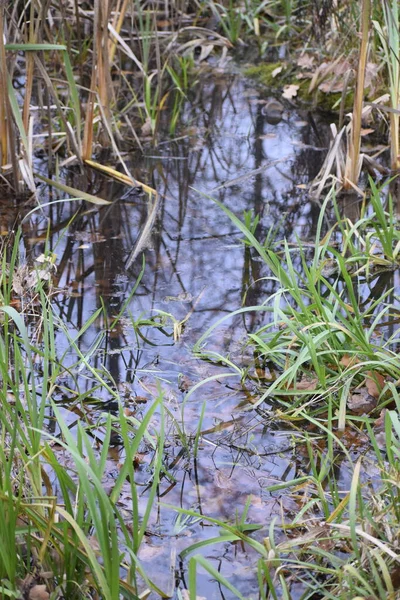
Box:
12, 68, 336, 597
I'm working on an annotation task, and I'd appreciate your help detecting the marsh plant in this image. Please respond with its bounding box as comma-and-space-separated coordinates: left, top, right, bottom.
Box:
0, 234, 167, 599
0, 0, 399, 199
184, 181, 400, 598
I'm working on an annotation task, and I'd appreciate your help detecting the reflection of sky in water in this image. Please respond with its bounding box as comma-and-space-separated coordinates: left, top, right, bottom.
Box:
26, 74, 331, 392
14, 71, 350, 598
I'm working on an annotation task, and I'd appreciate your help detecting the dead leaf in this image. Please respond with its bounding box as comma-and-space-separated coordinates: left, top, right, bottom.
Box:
360, 128, 375, 136
348, 387, 377, 414
178, 374, 193, 392
138, 543, 165, 561
318, 80, 347, 93
134, 395, 148, 404
330, 59, 352, 76
133, 452, 147, 468
214, 470, 231, 489
296, 377, 319, 391
271, 66, 283, 78
282, 84, 299, 100
365, 371, 385, 399
297, 53, 315, 69
296, 71, 313, 80
141, 117, 152, 136
13, 265, 37, 295
340, 354, 360, 368
374, 409, 387, 431
29, 585, 50, 600
365, 62, 379, 88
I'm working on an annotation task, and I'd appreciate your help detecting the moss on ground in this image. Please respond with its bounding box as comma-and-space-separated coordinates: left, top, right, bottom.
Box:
244, 62, 356, 112
244, 62, 285, 87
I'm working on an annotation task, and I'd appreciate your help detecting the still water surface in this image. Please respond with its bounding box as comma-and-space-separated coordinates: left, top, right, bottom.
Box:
15, 69, 334, 597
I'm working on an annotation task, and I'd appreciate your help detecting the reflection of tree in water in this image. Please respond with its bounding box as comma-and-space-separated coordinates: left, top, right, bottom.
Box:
11, 71, 336, 402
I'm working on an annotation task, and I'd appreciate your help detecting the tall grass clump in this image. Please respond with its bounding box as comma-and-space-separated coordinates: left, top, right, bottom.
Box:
176, 409, 400, 598
344, 0, 371, 188
373, 0, 400, 171
0, 0, 236, 194
195, 183, 400, 424
0, 231, 167, 599
179, 181, 400, 598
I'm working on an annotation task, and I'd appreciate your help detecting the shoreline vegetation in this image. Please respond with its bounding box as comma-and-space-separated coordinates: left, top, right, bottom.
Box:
0, 1, 400, 599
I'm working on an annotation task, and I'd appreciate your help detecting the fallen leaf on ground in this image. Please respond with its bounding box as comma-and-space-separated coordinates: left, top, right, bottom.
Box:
340, 354, 360, 368
374, 409, 387, 430
347, 387, 377, 414
365, 62, 379, 88
296, 377, 319, 391
282, 84, 299, 99
365, 370, 385, 399
297, 53, 315, 69
271, 66, 283, 77
141, 117, 152, 136
318, 80, 347, 93
29, 586, 50, 600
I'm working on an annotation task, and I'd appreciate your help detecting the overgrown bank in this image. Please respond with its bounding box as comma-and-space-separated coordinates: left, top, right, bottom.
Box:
1, 0, 400, 599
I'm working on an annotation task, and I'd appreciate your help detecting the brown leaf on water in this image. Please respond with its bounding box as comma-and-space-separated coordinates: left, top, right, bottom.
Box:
365, 371, 385, 399
214, 469, 232, 490
13, 265, 37, 295
178, 374, 193, 392
348, 387, 377, 414
134, 395, 148, 404
29, 586, 50, 600
138, 542, 165, 561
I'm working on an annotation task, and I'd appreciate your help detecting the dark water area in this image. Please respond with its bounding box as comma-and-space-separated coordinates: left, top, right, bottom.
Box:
8, 69, 342, 597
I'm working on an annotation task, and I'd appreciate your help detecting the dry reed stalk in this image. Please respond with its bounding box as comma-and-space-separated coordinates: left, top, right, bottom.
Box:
0, 2, 20, 191
82, 1, 99, 160
344, 0, 371, 188
83, 0, 113, 159
97, 0, 113, 119
0, 2, 8, 165
22, 3, 36, 133
109, 0, 131, 63
389, 101, 400, 171
383, 0, 400, 170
